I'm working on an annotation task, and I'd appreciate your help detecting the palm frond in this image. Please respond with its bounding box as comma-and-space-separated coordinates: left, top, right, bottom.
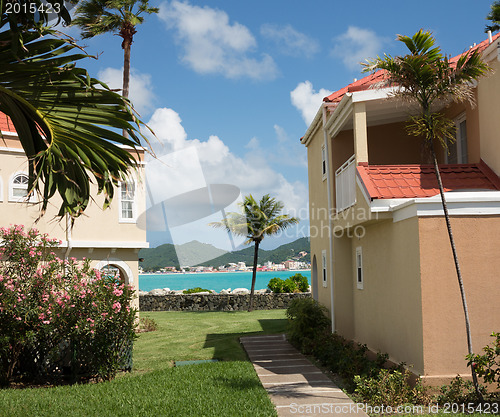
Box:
0, 29, 150, 217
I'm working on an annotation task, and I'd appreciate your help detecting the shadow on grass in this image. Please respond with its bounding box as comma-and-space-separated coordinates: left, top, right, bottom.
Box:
203, 317, 288, 361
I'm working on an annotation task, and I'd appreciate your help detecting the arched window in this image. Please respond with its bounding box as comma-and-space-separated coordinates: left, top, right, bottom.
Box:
9, 173, 32, 202
119, 180, 136, 222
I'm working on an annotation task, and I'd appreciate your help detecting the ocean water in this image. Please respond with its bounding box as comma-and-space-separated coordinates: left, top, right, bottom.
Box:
139, 270, 311, 293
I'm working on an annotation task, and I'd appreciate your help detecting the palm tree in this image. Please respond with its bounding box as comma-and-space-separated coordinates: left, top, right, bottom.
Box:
211, 194, 299, 311
362, 29, 490, 398
486, 1, 500, 33
72, 0, 159, 105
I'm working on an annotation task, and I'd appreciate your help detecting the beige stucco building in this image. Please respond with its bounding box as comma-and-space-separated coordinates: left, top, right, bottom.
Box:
0, 114, 148, 309
302, 33, 500, 384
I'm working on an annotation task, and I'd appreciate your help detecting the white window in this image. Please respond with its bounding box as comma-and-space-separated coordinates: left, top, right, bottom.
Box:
9, 173, 35, 202
119, 181, 136, 222
446, 113, 467, 164
321, 144, 327, 181
356, 246, 364, 290
322, 250, 327, 288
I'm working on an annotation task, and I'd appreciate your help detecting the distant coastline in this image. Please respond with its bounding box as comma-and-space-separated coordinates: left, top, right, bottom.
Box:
138, 270, 311, 293
140, 269, 311, 276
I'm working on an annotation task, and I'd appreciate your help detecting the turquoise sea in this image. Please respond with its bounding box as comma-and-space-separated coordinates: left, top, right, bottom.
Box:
139, 270, 311, 293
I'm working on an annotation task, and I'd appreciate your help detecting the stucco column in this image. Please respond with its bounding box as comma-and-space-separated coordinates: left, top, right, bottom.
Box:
353, 102, 368, 164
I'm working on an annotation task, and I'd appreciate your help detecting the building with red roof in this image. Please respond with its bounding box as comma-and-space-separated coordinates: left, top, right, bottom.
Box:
301, 32, 500, 385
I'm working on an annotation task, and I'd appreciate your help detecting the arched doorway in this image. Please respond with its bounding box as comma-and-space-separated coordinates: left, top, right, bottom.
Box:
94, 258, 134, 287
311, 255, 318, 300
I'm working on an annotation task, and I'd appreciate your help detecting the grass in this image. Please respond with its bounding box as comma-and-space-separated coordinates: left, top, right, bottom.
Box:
0, 310, 287, 417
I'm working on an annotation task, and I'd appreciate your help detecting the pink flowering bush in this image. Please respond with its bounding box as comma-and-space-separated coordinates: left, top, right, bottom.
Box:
0, 225, 137, 386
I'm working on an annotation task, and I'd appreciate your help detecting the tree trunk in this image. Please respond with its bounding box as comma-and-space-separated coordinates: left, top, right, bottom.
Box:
248, 240, 259, 312
430, 145, 482, 400
121, 37, 131, 139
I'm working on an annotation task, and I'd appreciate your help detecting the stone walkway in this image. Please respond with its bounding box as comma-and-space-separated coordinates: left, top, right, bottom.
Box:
240, 334, 368, 417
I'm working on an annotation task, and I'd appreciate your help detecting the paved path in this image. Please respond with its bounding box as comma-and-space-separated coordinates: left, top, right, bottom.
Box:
240, 334, 368, 417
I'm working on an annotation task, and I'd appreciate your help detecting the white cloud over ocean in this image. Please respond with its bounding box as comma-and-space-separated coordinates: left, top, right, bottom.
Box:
98, 67, 156, 116
159, 0, 278, 80
290, 81, 332, 126
331, 26, 387, 71
144, 107, 309, 249
260, 24, 319, 58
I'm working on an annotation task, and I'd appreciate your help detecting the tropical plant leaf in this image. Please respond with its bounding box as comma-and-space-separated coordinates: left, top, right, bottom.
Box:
0, 28, 151, 217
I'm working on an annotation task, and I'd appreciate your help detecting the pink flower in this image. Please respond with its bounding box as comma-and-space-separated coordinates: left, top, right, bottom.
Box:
113, 288, 123, 297
112, 302, 121, 312
42, 320, 50, 325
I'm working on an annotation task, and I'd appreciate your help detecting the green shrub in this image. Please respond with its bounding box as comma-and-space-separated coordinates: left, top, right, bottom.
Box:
286, 298, 330, 348
354, 368, 429, 407
267, 277, 286, 293
467, 332, 500, 389
0, 225, 137, 386
138, 317, 158, 333
268, 274, 309, 293
289, 273, 309, 292
183, 287, 211, 294
283, 278, 299, 293
436, 375, 486, 404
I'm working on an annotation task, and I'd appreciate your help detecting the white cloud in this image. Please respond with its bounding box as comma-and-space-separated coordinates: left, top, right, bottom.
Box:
290, 81, 332, 126
260, 24, 319, 58
98, 67, 156, 116
144, 107, 309, 248
159, 0, 278, 80
332, 26, 387, 71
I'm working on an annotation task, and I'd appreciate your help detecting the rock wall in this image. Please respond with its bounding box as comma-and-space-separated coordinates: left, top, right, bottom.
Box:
139, 293, 311, 311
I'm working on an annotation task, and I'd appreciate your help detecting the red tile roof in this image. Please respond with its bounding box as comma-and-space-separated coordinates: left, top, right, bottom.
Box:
357, 161, 500, 200
324, 33, 500, 104
0, 113, 15, 132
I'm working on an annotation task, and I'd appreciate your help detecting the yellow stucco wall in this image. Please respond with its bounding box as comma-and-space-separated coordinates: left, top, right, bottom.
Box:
478, 59, 500, 175
306, 126, 332, 308
419, 216, 500, 380
348, 216, 425, 374
0, 139, 146, 300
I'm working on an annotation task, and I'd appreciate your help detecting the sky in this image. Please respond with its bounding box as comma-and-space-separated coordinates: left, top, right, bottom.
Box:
56, 0, 496, 250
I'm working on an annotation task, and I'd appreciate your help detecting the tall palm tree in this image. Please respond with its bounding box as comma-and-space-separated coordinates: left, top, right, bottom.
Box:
211, 194, 299, 312
72, 0, 158, 105
486, 1, 500, 33
362, 29, 490, 398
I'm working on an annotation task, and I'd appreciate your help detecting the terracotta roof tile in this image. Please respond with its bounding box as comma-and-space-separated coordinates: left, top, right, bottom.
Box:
324, 33, 500, 104
357, 161, 500, 200
0, 113, 15, 132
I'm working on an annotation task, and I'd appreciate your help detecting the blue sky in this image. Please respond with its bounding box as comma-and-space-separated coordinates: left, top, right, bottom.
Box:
58, 0, 495, 250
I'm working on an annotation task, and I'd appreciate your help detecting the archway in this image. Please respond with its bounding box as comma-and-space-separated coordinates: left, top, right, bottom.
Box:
94, 258, 134, 287
311, 255, 318, 300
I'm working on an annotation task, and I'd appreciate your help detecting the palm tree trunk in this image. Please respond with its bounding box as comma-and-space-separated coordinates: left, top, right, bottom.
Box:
249, 240, 259, 312
429, 145, 482, 400
121, 35, 132, 139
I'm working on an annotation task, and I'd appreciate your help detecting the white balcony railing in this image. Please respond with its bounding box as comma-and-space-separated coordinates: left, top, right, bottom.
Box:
335, 154, 356, 213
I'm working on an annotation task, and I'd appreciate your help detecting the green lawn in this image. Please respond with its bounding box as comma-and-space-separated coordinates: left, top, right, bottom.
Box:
0, 310, 287, 417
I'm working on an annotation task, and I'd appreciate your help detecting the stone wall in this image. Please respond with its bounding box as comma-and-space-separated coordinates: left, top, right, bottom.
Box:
139, 293, 311, 312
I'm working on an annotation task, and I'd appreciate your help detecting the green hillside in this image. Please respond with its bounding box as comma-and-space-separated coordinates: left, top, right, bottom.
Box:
139, 237, 310, 271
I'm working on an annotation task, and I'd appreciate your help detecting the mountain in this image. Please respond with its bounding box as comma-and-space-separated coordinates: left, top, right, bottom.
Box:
139, 237, 310, 271
139, 240, 227, 271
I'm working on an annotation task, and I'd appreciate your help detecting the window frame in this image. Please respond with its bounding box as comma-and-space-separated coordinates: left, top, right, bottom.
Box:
118, 180, 137, 223
8, 172, 35, 203
321, 144, 327, 181
356, 246, 364, 290
321, 250, 327, 288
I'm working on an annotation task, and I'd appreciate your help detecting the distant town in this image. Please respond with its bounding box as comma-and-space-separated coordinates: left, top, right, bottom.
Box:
139, 252, 310, 274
